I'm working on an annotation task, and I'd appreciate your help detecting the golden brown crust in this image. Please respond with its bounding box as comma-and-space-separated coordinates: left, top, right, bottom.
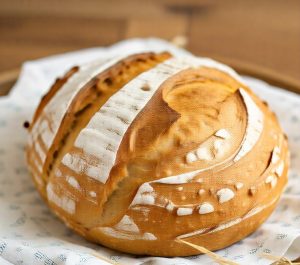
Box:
88, 196, 279, 256
30, 66, 79, 129
26, 53, 289, 256
43, 52, 171, 181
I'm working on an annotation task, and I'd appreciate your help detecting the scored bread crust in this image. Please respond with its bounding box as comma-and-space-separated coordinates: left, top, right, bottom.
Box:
26, 51, 289, 256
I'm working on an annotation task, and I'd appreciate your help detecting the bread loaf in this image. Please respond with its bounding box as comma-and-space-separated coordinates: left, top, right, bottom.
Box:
26, 51, 289, 256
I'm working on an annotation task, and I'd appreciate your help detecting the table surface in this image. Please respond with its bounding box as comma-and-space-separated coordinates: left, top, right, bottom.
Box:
0, 0, 299, 95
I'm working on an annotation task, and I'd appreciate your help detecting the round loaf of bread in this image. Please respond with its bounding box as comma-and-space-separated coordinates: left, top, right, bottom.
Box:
26, 51, 289, 256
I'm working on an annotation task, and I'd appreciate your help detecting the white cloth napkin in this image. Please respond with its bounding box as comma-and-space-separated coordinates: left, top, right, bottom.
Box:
0, 38, 299, 265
